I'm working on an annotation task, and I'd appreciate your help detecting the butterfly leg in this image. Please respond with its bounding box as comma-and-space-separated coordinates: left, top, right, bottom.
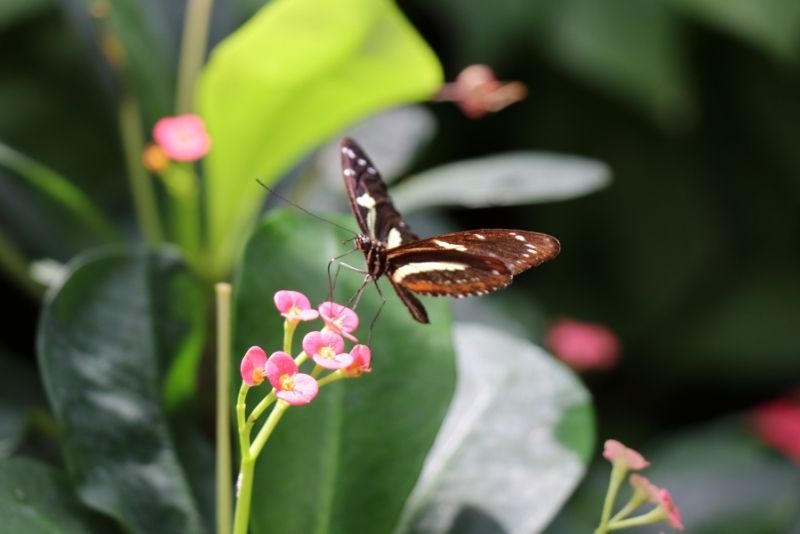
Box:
365, 281, 387, 346
326, 248, 362, 303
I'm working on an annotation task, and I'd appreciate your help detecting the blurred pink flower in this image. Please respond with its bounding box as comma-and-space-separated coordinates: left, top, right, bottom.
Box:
343, 344, 372, 377
240, 346, 267, 386
274, 290, 319, 322
630, 475, 684, 530
265, 351, 318, 405
603, 439, 650, 471
750, 393, 800, 465
302, 331, 353, 370
318, 301, 359, 342
546, 318, 620, 371
436, 64, 527, 119
153, 114, 211, 161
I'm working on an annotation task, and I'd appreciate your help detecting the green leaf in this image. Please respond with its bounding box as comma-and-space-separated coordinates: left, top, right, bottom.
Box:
0, 0, 51, 31
74, 0, 175, 123
37, 247, 205, 533
390, 152, 610, 212
0, 142, 118, 244
233, 210, 455, 534
198, 0, 443, 276
672, 0, 800, 62
0, 350, 47, 458
399, 323, 593, 533
0, 457, 116, 534
543, 0, 690, 126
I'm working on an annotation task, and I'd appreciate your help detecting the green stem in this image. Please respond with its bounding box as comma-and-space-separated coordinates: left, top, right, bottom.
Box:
215, 283, 233, 534
607, 507, 666, 531
250, 400, 289, 459
283, 320, 298, 353
175, 0, 215, 113
0, 227, 41, 298
161, 163, 201, 268
247, 390, 276, 426
118, 92, 164, 245
595, 462, 627, 534
232, 384, 251, 534
609, 490, 647, 523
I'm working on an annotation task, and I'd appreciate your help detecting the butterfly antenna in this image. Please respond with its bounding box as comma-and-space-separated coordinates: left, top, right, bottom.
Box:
256, 179, 357, 235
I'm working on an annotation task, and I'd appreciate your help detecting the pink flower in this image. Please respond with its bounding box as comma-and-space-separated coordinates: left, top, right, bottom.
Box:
658, 488, 684, 530
240, 346, 268, 386
546, 318, 621, 371
274, 290, 319, 322
603, 439, 650, 471
153, 114, 211, 161
265, 352, 318, 405
630, 473, 661, 501
750, 394, 800, 465
343, 344, 372, 377
302, 331, 353, 370
318, 302, 359, 342
630, 475, 684, 530
436, 64, 527, 119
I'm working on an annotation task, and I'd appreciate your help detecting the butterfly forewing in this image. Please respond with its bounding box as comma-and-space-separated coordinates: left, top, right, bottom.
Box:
341, 138, 418, 247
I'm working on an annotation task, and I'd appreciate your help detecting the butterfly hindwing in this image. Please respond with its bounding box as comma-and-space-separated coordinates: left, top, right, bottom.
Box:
391, 229, 561, 276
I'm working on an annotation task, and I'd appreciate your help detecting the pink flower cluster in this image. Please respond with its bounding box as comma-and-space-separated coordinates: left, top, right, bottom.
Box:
239, 290, 372, 406
603, 439, 684, 531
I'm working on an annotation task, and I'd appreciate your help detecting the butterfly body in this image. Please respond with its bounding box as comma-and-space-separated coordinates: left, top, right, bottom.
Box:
341, 137, 560, 323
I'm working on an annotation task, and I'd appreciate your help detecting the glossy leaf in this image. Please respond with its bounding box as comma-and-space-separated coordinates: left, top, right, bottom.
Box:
399, 323, 593, 534
233, 210, 455, 534
391, 152, 610, 212
198, 0, 443, 276
38, 248, 205, 533
673, 0, 800, 62
0, 457, 116, 534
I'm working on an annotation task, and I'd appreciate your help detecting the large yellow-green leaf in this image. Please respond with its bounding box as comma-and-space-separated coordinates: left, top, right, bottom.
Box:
198, 0, 442, 276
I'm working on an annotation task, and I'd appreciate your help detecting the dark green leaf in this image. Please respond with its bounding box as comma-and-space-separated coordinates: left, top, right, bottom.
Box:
233, 210, 455, 534
673, 0, 800, 62
198, 0, 443, 276
390, 152, 610, 212
0, 457, 117, 534
542, 0, 690, 125
38, 247, 205, 533
0, 0, 51, 31
400, 323, 593, 533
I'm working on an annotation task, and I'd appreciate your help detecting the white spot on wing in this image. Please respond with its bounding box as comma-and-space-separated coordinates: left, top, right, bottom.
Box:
343, 168, 355, 176
386, 228, 403, 249
474, 234, 486, 240
514, 235, 526, 242
433, 239, 467, 252
356, 193, 376, 209
393, 262, 467, 283
367, 167, 377, 175
357, 158, 367, 166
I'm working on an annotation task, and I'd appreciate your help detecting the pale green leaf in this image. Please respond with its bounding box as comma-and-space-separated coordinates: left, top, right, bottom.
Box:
198, 0, 443, 276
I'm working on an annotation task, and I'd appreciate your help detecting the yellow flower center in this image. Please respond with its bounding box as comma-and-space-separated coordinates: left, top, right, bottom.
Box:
320, 346, 336, 360
279, 374, 295, 391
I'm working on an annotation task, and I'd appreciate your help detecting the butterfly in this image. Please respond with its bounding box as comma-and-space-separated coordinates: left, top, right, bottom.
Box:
340, 137, 560, 323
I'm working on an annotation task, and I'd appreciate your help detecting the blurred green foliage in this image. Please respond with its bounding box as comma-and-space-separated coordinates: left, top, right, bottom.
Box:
1, 0, 799, 531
